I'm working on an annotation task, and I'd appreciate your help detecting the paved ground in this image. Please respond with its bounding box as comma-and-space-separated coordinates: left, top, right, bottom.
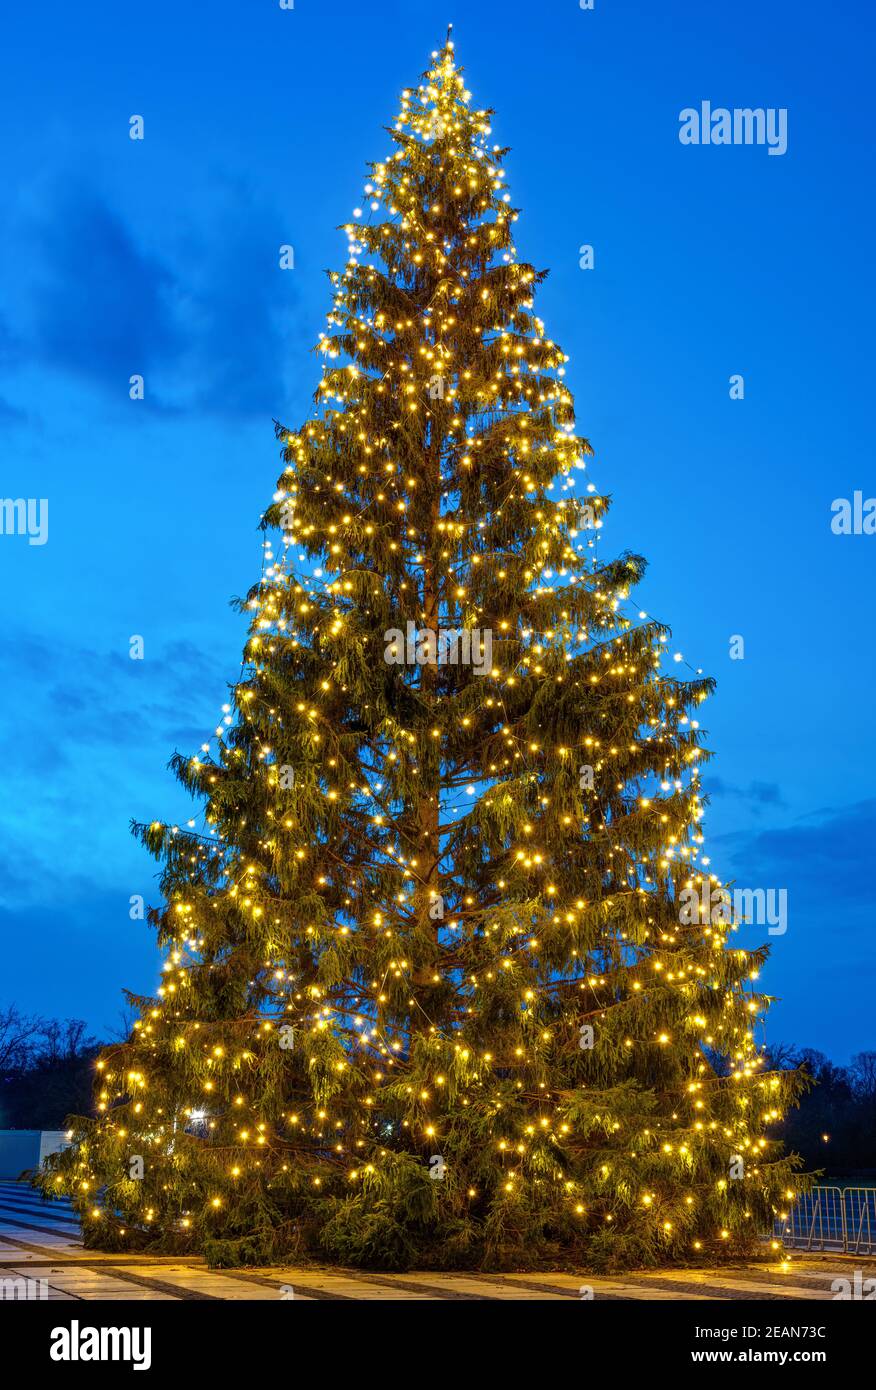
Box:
0, 1180, 869, 1301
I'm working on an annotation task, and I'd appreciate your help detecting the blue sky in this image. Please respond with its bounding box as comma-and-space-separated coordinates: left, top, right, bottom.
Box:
0, 0, 873, 1058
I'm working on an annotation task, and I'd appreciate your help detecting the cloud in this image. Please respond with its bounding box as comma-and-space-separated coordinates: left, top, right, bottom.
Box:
0, 315, 28, 424
31, 186, 181, 387
0, 311, 20, 366
30, 633, 235, 752
703, 776, 785, 811
717, 799, 876, 911
169, 176, 300, 416
3, 629, 214, 724
12, 178, 302, 418
0, 627, 237, 912
0, 889, 160, 1029
0, 396, 28, 426
711, 801, 876, 1055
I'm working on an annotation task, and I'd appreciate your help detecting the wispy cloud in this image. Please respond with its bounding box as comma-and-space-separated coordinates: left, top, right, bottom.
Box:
717, 799, 876, 912
0, 627, 238, 911
703, 776, 786, 812
6, 176, 303, 418
30, 185, 181, 386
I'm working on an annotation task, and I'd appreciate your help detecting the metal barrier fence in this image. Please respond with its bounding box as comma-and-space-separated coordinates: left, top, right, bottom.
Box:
775, 1186, 876, 1255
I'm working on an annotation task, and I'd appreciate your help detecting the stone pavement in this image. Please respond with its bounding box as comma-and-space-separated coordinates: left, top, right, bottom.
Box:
0, 1180, 868, 1302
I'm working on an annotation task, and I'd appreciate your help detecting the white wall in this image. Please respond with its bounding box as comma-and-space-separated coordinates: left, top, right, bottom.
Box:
0, 1130, 70, 1179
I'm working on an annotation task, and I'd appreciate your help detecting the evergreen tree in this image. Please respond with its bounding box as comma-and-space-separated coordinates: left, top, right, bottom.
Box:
39, 32, 807, 1271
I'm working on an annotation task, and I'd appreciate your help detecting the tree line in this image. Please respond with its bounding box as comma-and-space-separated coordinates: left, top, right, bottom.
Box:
2, 1003, 874, 1174
0, 1005, 101, 1130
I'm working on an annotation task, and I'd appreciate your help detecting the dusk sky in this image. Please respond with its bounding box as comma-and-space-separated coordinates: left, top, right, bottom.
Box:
1, 0, 873, 1058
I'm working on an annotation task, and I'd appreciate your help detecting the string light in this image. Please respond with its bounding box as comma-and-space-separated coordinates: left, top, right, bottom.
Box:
38, 28, 806, 1270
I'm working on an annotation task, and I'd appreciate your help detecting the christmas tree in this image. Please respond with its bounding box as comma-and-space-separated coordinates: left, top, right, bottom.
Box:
40, 31, 807, 1272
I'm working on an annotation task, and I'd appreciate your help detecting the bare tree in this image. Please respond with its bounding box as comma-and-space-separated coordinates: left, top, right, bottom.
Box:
761, 1041, 800, 1070
34, 1019, 94, 1065
0, 1004, 43, 1071
850, 1051, 876, 1099
105, 1004, 138, 1043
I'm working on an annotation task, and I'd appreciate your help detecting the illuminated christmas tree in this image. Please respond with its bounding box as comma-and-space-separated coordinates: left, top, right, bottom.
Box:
40, 31, 807, 1271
